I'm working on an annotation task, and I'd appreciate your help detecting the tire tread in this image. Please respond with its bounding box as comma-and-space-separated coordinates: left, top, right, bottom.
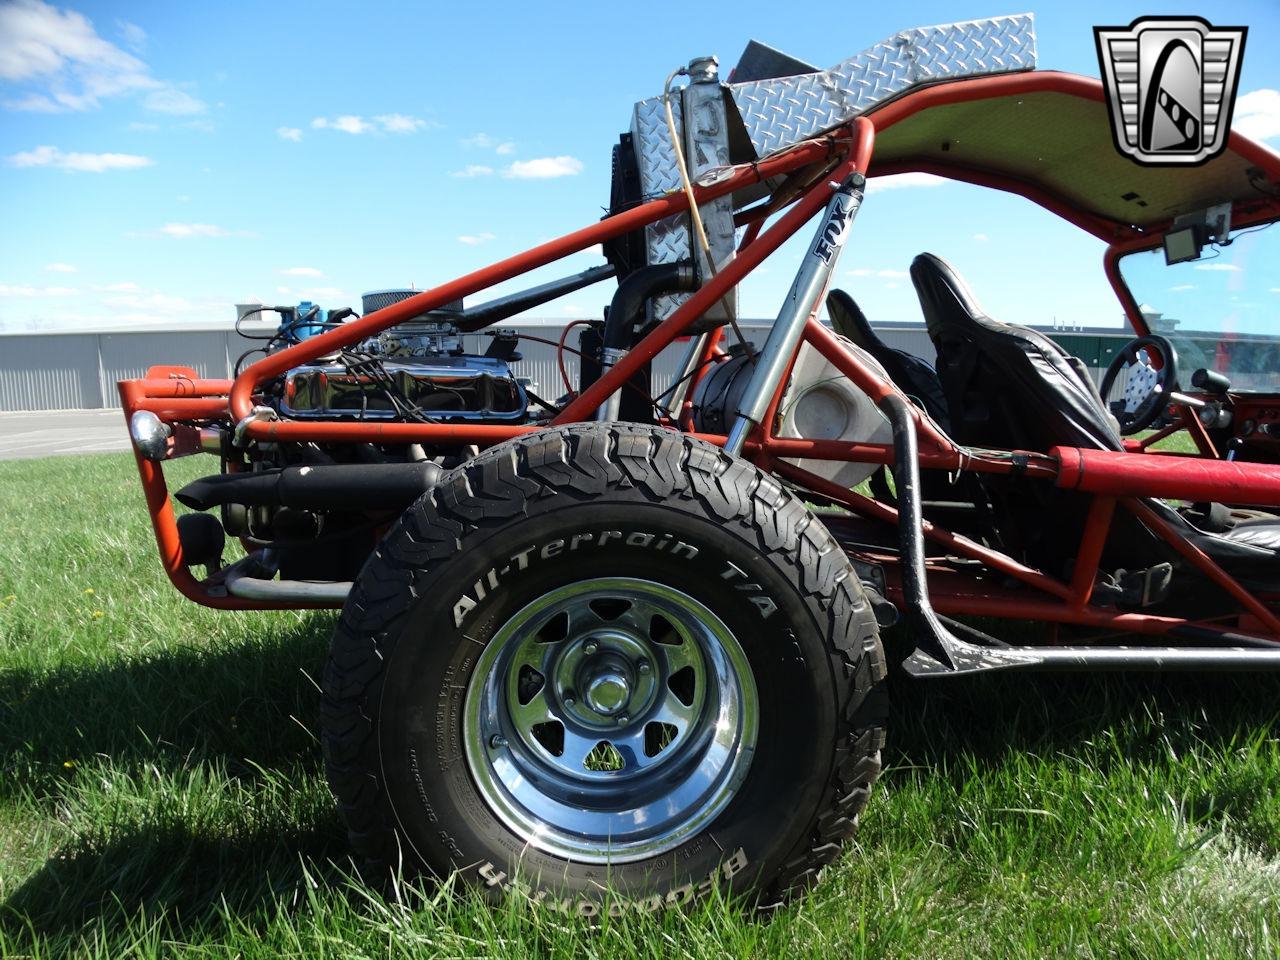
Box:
320, 423, 887, 905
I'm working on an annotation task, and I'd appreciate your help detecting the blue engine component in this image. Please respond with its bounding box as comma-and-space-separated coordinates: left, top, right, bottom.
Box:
277, 301, 327, 342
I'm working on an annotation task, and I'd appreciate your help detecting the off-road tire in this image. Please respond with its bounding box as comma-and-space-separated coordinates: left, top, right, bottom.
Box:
321, 422, 887, 911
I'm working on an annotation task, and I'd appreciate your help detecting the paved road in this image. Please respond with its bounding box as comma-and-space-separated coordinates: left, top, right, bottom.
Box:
0, 409, 131, 461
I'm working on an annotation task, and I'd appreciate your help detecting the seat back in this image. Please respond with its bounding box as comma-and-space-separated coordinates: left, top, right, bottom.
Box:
909, 253, 1161, 573
910, 252, 1122, 453
826, 289, 951, 432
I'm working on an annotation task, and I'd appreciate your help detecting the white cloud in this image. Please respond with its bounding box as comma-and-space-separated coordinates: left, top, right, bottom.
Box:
280, 266, 323, 277
463, 133, 515, 154
116, 19, 146, 52
157, 222, 251, 239
0, 287, 242, 330
1234, 89, 1280, 141
451, 164, 493, 178
865, 172, 946, 193
0, 1, 202, 114
7, 145, 153, 171
310, 113, 431, 135
1193, 262, 1241, 272
973, 232, 989, 242
374, 113, 425, 133
44, 262, 76, 273
0, 283, 77, 297
1270, 287, 1280, 294
143, 86, 206, 115
1170, 284, 1196, 291
458, 232, 496, 245
276, 126, 303, 142
276, 285, 291, 294
126, 120, 158, 132
503, 156, 583, 179
876, 268, 908, 279
103, 281, 139, 291
0, 0, 153, 109
312, 115, 370, 134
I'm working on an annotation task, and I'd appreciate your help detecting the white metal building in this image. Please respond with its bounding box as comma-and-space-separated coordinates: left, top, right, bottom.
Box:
0, 318, 937, 413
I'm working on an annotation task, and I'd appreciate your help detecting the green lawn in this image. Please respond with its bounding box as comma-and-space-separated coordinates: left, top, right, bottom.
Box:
0, 452, 1277, 958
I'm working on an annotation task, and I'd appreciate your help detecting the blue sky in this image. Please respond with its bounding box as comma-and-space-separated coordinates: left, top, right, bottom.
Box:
1, 0, 1278, 335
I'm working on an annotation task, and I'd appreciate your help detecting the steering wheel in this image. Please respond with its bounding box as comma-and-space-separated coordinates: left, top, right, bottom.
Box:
1099, 335, 1179, 435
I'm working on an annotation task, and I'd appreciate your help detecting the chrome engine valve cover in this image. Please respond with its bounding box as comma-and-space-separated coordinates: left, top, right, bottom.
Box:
281, 355, 528, 422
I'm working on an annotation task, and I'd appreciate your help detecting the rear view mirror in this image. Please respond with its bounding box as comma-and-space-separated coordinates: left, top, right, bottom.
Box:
1164, 227, 1201, 265
1164, 202, 1231, 265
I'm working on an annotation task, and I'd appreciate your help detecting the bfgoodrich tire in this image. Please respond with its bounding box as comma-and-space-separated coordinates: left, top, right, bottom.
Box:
321, 423, 887, 912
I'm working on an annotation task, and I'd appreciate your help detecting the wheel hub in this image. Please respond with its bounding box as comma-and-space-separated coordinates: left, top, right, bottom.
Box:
584, 667, 629, 716
463, 577, 758, 863
554, 630, 659, 729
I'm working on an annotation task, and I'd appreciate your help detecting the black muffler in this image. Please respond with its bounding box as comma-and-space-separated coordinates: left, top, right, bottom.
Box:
175, 461, 441, 512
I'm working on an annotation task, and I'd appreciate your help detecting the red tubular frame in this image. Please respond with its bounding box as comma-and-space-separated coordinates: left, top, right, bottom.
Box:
1054, 447, 1280, 504
227, 135, 843, 435
117, 70, 1280, 646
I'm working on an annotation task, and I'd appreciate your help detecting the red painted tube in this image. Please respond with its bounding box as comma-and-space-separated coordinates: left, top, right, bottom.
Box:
118, 380, 325, 610
678, 326, 723, 430
802, 319, 956, 455
135, 377, 234, 398
134, 397, 230, 419
1069, 495, 1116, 605
250, 420, 541, 444
554, 120, 873, 425
868, 70, 1280, 244
1126, 497, 1280, 634
229, 136, 839, 431
768, 455, 1075, 600
1053, 446, 1280, 506
1106, 202, 1280, 338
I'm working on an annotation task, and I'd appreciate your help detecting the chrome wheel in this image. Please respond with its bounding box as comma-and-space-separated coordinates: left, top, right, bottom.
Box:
462, 577, 758, 863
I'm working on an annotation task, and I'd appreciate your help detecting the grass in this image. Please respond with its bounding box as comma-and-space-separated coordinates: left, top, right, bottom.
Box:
0, 451, 1277, 958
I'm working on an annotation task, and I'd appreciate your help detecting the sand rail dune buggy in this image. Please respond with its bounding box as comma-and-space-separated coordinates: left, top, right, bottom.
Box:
118, 14, 1280, 912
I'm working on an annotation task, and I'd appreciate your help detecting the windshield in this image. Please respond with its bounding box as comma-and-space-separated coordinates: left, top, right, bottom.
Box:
1118, 221, 1280, 392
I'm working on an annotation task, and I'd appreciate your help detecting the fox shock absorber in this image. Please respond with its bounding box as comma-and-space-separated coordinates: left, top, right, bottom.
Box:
724, 173, 866, 456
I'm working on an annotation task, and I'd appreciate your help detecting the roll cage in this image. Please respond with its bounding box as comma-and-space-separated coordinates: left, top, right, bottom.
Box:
119, 67, 1280, 674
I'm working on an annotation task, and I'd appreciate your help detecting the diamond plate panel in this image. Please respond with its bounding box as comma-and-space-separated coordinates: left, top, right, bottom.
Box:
632, 96, 692, 318
632, 95, 683, 198
646, 214, 692, 318
730, 14, 1036, 157
682, 75, 737, 323
625, 15, 1036, 319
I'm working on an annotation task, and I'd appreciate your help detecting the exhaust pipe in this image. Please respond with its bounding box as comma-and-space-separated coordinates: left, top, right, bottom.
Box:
176, 461, 441, 512
221, 556, 351, 603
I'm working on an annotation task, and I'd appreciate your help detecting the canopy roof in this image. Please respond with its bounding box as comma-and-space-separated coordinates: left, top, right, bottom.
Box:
864, 72, 1280, 241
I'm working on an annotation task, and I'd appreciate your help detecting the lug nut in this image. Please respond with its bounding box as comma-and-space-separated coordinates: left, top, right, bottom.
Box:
638, 660, 651, 674
563, 691, 576, 706
584, 641, 599, 655
490, 735, 508, 749
616, 714, 629, 725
